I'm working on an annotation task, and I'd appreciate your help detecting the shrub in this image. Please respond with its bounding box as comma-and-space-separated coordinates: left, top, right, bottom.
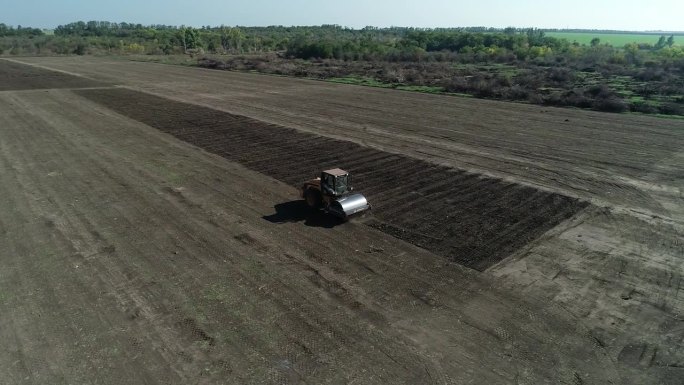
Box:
472, 77, 497, 97
198, 58, 230, 70
505, 85, 529, 100
635, 67, 664, 81
126, 43, 145, 54
658, 103, 684, 115
563, 89, 592, 108
586, 84, 613, 98
630, 101, 658, 114
592, 97, 628, 113
548, 67, 573, 83
527, 93, 544, 104
514, 71, 544, 90
443, 77, 468, 93
73, 44, 86, 55
543, 92, 563, 106
496, 74, 512, 87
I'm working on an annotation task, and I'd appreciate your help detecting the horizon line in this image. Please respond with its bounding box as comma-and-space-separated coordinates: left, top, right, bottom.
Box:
6, 22, 683, 34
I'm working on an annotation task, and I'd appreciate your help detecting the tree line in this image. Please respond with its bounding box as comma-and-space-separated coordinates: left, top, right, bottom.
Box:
0, 23, 44, 37
1, 21, 682, 115
0, 22, 679, 60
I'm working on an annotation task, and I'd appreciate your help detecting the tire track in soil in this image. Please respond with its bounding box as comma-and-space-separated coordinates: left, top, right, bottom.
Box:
0, 99, 188, 383
2, 92, 430, 383
76, 87, 590, 271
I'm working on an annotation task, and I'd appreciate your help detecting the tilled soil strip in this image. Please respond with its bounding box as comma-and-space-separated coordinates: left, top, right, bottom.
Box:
76, 87, 589, 271
0, 59, 106, 91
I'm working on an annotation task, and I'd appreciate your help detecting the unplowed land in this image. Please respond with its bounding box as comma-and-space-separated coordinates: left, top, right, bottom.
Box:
77, 88, 588, 271
0, 59, 104, 90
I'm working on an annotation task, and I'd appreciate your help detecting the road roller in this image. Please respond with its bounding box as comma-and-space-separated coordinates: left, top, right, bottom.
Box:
301, 168, 371, 220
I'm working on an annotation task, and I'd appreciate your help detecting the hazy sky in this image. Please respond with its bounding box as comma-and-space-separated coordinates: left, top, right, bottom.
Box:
2, 0, 682, 31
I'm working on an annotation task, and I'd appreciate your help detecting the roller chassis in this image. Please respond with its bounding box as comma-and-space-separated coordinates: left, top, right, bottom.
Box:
301, 169, 371, 220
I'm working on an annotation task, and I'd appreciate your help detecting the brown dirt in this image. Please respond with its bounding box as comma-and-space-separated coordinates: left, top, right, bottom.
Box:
75, 87, 588, 271
0, 58, 105, 90
18, 57, 681, 218
2, 57, 683, 385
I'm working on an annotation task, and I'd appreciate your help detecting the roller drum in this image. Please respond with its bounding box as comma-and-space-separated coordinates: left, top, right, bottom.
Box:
328, 193, 371, 219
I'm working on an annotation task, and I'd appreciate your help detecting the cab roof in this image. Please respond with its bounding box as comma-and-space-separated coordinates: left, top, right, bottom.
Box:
323, 168, 348, 177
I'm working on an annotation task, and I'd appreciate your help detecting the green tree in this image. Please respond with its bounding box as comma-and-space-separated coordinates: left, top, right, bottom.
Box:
176, 28, 187, 51
219, 27, 231, 51
184, 28, 201, 49
655, 35, 667, 49
176, 27, 201, 51
666, 35, 674, 47
206, 35, 219, 52
219, 27, 244, 52
624, 42, 641, 64
73, 43, 86, 55
526, 28, 545, 46
590, 37, 601, 47
227, 27, 244, 52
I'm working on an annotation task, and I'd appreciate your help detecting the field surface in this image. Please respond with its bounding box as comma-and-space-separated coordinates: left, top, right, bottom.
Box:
1, 57, 683, 384
545, 31, 683, 46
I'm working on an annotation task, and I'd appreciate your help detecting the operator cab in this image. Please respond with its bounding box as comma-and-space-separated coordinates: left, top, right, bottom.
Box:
321, 168, 353, 196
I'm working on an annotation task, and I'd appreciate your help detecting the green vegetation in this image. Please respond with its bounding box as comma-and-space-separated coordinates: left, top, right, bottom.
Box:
328, 76, 444, 94
329, 76, 394, 88
1, 21, 683, 116
545, 32, 681, 46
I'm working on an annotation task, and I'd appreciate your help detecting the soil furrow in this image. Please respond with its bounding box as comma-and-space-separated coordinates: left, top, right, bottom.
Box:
75, 87, 589, 271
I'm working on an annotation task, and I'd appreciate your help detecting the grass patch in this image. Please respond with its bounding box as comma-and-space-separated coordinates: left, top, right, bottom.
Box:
328, 76, 392, 88
126, 54, 198, 66
628, 96, 661, 105
329, 77, 444, 94
627, 112, 684, 120
453, 63, 522, 76
545, 32, 678, 46
396, 85, 444, 93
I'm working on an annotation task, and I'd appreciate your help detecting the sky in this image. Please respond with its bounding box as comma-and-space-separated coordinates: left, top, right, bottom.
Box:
2, 0, 682, 31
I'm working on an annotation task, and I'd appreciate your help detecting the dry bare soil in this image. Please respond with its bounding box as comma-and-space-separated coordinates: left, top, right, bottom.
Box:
1, 57, 682, 385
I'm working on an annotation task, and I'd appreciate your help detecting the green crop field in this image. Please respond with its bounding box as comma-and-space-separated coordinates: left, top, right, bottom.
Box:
546, 32, 681, 46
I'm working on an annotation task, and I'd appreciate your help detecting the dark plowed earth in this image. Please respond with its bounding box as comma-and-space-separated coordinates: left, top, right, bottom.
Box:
0, 60, 105, 90
77, 88, 589, 271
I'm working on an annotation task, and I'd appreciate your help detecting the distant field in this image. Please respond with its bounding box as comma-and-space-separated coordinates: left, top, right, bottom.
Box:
546, 32, 681, 46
